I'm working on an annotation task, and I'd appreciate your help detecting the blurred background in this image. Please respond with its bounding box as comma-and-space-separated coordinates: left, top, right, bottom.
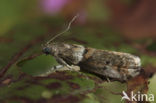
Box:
1, 0, 156, 38
0, 0, 156, 103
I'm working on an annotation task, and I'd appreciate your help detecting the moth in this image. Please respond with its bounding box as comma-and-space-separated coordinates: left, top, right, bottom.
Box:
42, 15, 142, 82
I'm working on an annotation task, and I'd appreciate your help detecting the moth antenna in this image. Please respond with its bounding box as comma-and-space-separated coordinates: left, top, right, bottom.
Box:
46, 14, 79, 44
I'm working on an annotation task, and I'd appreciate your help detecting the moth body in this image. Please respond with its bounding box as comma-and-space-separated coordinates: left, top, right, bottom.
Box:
42, 43, 141, 81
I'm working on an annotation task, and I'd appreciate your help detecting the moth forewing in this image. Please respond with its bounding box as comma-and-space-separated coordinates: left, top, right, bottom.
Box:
79, 47, 141, 81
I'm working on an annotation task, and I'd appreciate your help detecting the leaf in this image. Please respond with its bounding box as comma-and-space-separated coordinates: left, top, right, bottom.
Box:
126, 73, 149, 103
17, 55, 58, 76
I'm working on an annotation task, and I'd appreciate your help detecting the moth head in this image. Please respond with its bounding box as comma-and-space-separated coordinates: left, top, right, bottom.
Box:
42, 46, 51, 55
42, 43, 59, 55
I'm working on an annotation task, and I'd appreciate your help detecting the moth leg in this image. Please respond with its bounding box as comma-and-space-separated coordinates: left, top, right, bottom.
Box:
48, 65, 65, 72
55, 56, 73, 69
53, 65, 64, 70
106, 77, 111, 82
53, 65, 80, 72
39, 65, 80, 77
39, 65, 63, 76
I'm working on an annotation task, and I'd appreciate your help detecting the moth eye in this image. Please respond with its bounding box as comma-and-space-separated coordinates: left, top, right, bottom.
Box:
106, 61, 110, 65
42, 47, 51, 54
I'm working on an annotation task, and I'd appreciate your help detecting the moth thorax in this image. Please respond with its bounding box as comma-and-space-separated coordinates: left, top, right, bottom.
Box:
62, 44, 86, 64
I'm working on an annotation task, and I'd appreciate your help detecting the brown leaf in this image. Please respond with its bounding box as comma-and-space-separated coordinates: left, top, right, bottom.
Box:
108, 0, 156, 39
126, 73, 149, 103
